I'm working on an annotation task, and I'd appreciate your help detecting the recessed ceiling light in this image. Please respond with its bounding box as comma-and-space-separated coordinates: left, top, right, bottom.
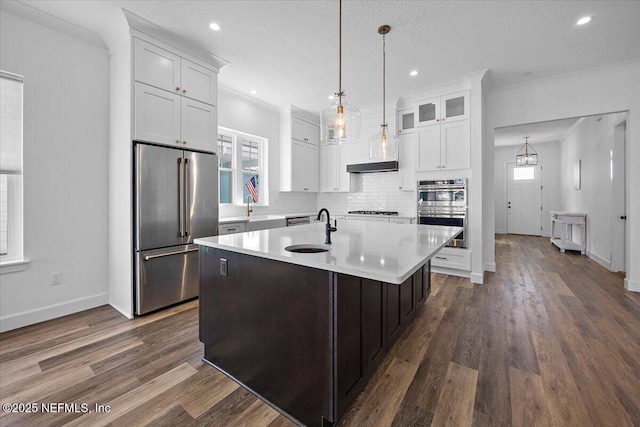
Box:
250, 90, 257, 95
209, 22, 221, 31
410, 70, 418, 76
576, 16, 591, 25
328, 95, 335, 100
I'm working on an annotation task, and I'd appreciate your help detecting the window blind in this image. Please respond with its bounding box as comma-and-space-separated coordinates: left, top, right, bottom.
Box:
0, 71, 23, 175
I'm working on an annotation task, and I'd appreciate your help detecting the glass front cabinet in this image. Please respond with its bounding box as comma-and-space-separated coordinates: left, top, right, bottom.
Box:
415, 91, 469, 127
398, 108, 415, 133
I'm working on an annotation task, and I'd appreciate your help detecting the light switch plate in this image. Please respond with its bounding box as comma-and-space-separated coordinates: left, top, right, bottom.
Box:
220, 258, 228, 277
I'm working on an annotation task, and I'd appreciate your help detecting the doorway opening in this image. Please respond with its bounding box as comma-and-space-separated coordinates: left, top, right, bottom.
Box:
494, 111, 628, 274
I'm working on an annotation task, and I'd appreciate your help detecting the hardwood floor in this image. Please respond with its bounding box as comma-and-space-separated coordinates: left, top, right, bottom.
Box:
1, 234, 639, 426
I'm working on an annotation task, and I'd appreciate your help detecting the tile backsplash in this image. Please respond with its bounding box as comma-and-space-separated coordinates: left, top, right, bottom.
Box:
317, 172, 416, 215
219, 173, 415, 218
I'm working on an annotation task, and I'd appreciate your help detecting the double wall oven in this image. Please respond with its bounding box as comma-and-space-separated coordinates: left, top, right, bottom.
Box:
417, 179, 467, 248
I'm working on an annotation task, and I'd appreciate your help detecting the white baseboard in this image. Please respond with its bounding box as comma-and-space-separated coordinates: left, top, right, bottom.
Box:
470, 272, 484, 284
495, 229, 506, 234
0, 293, 109, 333
624, 277, 640, 293
108, 301, 134, 320
587, 251, 611, 270
484, 262, 496, 273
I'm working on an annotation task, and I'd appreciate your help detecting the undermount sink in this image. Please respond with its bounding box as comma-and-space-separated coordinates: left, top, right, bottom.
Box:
285, 244, 331, 253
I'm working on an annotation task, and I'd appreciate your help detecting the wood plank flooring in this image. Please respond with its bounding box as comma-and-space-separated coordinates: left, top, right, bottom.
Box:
1, 234, 639, 426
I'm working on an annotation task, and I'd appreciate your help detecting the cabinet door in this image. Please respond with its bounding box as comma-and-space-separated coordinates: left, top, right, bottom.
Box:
291, 116, 308, 142
180, 59, 217, 105
398, 133, 415, 191
320, 144, 338, 192
306, 142, 319, 192
291, 140, 318, 191
181, 97, 217, 152
337, 145, 351, 192
134, 39, 181, 93
416, 126, 441, 171
416, 97, 440, 127
441, 121, 470, 170
398, 108, 415, 134
305, 121, 320, 145
441, 91, 469, 123
134, 82, 181, 146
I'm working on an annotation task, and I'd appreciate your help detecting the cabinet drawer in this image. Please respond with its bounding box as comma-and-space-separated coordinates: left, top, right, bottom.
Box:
431, 248, 470, 270
218, 222, 247, 235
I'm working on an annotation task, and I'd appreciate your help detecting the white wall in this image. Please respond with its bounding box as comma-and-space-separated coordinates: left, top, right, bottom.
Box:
559, 113, 627, 267
494, 141, 561, 236
0, 11, 110, 331
217, 85, 317, 217
485, 61, 640, 292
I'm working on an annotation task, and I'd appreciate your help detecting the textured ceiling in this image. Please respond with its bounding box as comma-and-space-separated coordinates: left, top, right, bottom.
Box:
8, 0, 640, 115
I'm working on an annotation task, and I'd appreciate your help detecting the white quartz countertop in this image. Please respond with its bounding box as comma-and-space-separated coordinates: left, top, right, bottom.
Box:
195, 222, 462, 284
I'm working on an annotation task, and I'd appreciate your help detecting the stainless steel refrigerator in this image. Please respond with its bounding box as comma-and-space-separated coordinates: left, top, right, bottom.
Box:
134, 142, 218, 315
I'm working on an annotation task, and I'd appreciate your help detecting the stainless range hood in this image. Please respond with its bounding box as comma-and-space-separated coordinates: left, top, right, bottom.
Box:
346, 161, 399, 173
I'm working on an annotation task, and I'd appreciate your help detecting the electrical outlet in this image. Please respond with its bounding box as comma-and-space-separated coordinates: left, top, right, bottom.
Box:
51, 272, 63, 286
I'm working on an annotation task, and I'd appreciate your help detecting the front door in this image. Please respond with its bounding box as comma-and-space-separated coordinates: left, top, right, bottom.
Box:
507, 162, 542, 236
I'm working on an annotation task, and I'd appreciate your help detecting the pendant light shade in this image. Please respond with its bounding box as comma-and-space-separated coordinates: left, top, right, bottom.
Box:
321, 0, 361, 145
369, 25, 398, 161
516, 136, 538, 166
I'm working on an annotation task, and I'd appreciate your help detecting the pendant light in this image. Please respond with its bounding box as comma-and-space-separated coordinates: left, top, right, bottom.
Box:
369, 25, 398, 161
321, 0, 361, 145
516, 136, 538, 166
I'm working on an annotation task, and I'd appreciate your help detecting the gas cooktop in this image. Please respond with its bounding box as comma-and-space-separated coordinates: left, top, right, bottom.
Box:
348, 210, 399, 216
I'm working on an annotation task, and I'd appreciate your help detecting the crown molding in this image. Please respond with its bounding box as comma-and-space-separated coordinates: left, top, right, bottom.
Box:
0, 0, 106, 49
487, 58, 640, 98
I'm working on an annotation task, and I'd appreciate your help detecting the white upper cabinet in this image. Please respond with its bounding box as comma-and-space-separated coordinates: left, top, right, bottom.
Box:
133, 38, 218, 152
398, 108, 415, 134
134, 39, 180, 93
320, 144, 350, 192
180, 97, 217, 152
280, 108, 320, 192
416, 91, 469, 127
135, 39, 217, 105
398, 133, 415, 191
416, 120, 470, 171
134, 82, 217, 152
180, 60, 217, 105
134, 82, 181, 146
291, 139, 319, 192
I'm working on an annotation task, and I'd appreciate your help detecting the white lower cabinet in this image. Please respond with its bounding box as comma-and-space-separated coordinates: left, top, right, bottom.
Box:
431, 247, 471, 271
218, 222, 247, 235
134, 82, 216, 152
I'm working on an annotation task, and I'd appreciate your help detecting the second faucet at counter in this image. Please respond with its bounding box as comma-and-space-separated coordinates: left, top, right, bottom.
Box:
317, 208, 337, 245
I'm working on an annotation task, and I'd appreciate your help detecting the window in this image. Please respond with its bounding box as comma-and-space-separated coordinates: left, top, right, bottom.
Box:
0, 71, 24, 264
217, 127, 267, 205
513, 166, 535, 181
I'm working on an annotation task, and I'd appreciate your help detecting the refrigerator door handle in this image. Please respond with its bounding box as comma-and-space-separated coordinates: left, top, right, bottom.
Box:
177, 158, 184, 237
184, 158, 191, 237
143, 247, 198, 261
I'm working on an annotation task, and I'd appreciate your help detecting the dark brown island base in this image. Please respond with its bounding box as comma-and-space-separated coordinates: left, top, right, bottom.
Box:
199, 247, 431, 426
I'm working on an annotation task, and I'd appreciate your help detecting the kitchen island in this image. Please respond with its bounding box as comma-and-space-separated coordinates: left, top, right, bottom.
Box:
195, 221, 461, 426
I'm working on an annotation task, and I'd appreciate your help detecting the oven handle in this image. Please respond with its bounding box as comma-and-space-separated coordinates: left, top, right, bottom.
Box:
418, 186, 467, 191
418, 214, 467, 219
